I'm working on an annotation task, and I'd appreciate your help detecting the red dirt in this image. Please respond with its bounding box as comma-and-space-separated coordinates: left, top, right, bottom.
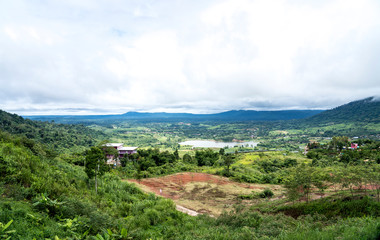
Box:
127, 172, 264, 199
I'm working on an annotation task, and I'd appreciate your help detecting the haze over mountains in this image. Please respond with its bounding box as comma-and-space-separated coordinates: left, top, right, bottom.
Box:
25, 110, 323, 123
23, 97, 379, 124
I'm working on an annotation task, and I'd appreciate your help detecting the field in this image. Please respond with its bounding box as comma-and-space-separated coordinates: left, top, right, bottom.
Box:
127, 172, 283, 216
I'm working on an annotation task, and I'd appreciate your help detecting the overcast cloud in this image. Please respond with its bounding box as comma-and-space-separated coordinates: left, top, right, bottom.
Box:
1, 0, 380, 115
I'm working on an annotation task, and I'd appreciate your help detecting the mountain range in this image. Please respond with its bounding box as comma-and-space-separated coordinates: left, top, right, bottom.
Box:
14, 96, 380, 124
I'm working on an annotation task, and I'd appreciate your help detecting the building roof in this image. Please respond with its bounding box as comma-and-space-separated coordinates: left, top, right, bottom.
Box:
119, 147, 138, 151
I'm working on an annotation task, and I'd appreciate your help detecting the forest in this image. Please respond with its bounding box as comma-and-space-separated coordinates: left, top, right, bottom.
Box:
0, 98, 380, 239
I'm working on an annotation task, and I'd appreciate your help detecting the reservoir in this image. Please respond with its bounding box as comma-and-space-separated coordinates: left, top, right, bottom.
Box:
179, 140, 258, 148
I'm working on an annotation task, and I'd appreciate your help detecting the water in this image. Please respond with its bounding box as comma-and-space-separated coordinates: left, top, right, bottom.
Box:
179, 140, 258, 148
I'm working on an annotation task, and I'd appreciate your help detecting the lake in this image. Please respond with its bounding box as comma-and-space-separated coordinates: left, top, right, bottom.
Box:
179, 140, 258, 148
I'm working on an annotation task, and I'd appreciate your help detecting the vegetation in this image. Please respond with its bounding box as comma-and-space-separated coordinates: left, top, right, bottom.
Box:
0, 110, 106, 153
0, 97, 379, 239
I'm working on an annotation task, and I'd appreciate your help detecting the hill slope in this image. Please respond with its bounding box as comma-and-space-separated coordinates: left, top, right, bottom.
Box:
0, 109, 105, 152
306, 97, 380, 124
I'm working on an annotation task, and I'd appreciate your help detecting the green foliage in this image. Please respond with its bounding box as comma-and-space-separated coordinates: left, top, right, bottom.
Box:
182, 153, 195, 164
283, 164, 315, 202
33, 193, 64, 217
260, 188, 274, 198
277, 216, 380, 240
0, 110, 106, 153
195, 148, 219, 166
85, 147, 109, 179
278, 196, 380, 219
218, 148, 225, 156
1, 107, 380, 239
131, 148, 177, 171
93, 228, 129, 240
0, 220, 15, 240
226, 165, 263, 183
238, 188, 274, 200
222, 154, 235, 176
216, 208, 262, 229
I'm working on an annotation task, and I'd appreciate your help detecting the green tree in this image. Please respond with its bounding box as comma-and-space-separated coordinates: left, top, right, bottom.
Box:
173, 149, 179, 160
195, 148, 219, 166
222, 154, 235, 176
85, 147, 109, 193
219, 148, 225, 156
183, 153, 196, 165
102, 146, 119, 159
330, 136, 350, 151
284, 165, 314, 203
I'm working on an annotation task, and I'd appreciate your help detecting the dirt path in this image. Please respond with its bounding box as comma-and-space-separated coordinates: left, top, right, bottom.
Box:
176, 205, 199, 216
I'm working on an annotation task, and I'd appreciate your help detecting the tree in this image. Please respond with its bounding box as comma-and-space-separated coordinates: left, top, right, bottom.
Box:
102, 146, 119, 159
284, 165, 314, 203
183, 153, 196, 165
222, 154, 235, 176
85, 147, 109, 194
219, 148, 225, 156
174, 149, 179, 160
330, 136, 349, 151
195, 149, 219, 166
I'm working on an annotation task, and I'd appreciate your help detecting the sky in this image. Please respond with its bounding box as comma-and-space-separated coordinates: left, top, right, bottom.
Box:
1, 0, 380, 115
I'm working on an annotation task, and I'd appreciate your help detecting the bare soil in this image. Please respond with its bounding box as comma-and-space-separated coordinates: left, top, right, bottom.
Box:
125, 172, 284, 216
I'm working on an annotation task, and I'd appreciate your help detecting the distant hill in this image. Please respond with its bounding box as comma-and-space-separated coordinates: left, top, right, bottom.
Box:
306, 97, 380, 124
207, 110, 323, 121
25, 109, 323, 123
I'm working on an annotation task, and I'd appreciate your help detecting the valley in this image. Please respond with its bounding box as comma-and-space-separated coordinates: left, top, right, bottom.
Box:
0, 97, 379, 239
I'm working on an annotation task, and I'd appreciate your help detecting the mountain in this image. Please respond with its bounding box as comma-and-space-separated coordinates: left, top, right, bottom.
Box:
306, 97, 380, 124
25, 109, 323, 123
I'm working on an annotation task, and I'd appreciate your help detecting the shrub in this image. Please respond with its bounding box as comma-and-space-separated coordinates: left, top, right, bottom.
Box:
259, 188, 274, 198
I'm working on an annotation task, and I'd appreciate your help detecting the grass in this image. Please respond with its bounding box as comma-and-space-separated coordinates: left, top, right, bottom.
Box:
277, 216, 380, 240
235, 153, 260, 165
236, 151, 309, 166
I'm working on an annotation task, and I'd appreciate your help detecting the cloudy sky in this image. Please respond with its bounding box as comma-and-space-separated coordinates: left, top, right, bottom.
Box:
1, 0, 380, 115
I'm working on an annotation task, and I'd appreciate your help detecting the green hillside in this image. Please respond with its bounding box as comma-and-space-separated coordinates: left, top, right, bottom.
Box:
307, 97, 380, 124
0, 110, 106, 153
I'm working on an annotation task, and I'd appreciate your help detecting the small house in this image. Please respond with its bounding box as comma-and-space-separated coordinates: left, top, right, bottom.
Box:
103, 143, 138, 166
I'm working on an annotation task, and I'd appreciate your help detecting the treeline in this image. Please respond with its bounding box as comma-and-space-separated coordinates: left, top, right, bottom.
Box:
119, 148, 238, 179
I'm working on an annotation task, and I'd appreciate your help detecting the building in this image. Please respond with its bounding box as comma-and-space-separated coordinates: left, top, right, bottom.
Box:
103, 143, 138, 166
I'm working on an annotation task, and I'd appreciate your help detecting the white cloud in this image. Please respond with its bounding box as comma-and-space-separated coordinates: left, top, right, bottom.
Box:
0, 0, 380, 115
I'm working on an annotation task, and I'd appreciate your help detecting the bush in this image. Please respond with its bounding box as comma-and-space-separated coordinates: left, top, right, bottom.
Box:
259, 188, 274, 198
216, 209, 262, 229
